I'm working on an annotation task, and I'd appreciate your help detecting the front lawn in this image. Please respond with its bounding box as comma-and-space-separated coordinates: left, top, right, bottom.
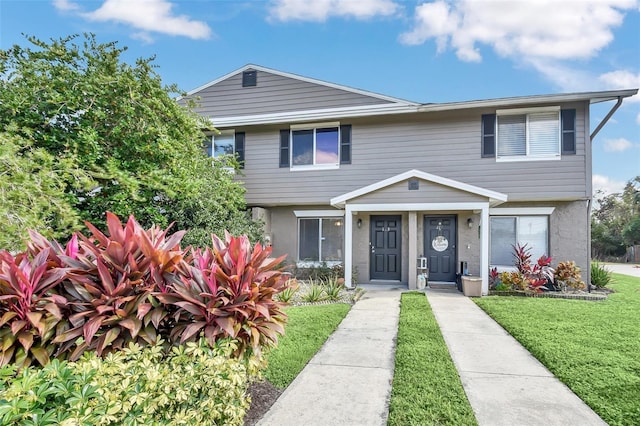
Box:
263, 303, 351, 388
388, 292, 477, 426
475, 273, 640, 425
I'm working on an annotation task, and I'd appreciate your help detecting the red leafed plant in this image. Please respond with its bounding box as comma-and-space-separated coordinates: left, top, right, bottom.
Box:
157, 232, 290, 357
53, 212, 187, 360
0, 248, 68, 368
510, 244, 554, 293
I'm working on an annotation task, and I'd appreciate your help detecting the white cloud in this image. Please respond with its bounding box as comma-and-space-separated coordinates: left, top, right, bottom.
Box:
604, 137, 634, 152
268, 0, 399, 22
593, 174, 626, 196
599, 70, 640, 102
636, 112, 640, 124
53, 0, 211, 40
53, 0, 80, 11
401, 0, 635, 63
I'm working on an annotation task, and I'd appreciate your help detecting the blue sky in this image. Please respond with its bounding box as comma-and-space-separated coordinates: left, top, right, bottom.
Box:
1, 0, 639, 195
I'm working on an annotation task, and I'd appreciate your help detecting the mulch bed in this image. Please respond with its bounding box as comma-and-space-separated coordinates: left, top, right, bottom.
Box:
244, 380, 282, 426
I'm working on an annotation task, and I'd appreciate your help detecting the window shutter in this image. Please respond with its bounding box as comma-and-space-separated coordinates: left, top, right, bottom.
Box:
561, 109, 576, 155
235, 132, 245, 169
340, 124, 352, 164
279, 129, 290, 168
481, 114, 496, 157
497, 114, 526, 157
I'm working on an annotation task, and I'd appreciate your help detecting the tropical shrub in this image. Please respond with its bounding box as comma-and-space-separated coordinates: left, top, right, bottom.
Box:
590, 262, 612, 289
301, 280, 326, 303
323, 277, 344, 301
53, 213, 186, 360
276, 279, 299, 303
555, 261, 586, 291
157, 232, 290, 358
0, 340, 249, 426
0, 248, 68, 368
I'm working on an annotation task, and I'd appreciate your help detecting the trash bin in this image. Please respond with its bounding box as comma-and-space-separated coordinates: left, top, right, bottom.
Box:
461, 276, 482, 297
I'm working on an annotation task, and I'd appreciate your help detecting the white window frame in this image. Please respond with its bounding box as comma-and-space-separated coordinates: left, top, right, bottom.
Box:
297, 215, 345, 266
489, 215, 550, 267
495, 106, 561, 162
206, 129, 236, 159
290, 121, 340, 171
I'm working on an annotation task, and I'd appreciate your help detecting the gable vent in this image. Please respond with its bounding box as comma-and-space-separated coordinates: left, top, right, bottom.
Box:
242, 70, 257, 87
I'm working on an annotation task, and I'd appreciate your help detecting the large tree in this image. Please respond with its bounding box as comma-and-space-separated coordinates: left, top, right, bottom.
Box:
0, 34, 260, 248
591, 176, 640, 259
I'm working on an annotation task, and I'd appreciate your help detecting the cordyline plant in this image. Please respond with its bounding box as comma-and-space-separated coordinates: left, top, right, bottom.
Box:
508, 243, 554, 292
157, 232, 290, 357
0, 248, 68, 368
52, 212, 187, 360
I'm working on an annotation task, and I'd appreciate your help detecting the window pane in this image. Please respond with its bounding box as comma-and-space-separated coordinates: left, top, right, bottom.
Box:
321, 218, 344, 261
497, 115, 526, 157
316, 128, 339, 164
299, 219, 319, 261
491, 217, 516, 265
529, 112, 559, 155
292, 130, 313, 166
214, 134, 234, 157
203, 136, 213, 157
518, 217, 548, 260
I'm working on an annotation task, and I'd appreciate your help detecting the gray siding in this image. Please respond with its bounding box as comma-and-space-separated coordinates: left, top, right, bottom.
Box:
350, 180, 487, 204
238, 101, 589, 204
184, 69, 393, 118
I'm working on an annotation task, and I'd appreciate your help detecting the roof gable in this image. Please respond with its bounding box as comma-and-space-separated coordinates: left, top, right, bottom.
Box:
330, 170, 508, 207
186, 64, 418, 106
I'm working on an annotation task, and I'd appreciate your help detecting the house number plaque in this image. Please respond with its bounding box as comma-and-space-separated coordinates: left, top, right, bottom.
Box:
432, 236, 448, 252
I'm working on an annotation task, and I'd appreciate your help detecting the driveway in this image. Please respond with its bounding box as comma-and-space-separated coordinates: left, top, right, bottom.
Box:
603, 263, 640, 278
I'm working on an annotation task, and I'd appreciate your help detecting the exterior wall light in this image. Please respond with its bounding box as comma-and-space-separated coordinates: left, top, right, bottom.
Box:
467, 217, 474, 228
357, 218, 363, 229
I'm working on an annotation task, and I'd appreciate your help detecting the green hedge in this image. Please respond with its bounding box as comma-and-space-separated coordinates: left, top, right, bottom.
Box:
0, 340, 249, 425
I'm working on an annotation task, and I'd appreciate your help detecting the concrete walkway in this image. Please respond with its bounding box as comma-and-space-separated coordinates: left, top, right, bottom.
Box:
258, 288, 401, 426
426, 288, 606, 426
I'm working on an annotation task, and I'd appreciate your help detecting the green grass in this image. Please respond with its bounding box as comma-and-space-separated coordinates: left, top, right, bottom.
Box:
388, 292, 477, 426
475, 274, 640, 425
263, 303, 351, 388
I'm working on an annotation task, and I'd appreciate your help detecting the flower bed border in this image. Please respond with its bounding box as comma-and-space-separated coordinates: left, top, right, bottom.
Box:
488, 290, 608, 301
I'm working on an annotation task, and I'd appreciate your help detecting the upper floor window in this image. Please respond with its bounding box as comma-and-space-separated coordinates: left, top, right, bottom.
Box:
482, 107, 575, 161
280, 123, 351, 170
203, 130, 245, 168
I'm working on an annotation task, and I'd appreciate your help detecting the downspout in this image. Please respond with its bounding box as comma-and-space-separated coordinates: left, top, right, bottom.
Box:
590, 96, 623, 141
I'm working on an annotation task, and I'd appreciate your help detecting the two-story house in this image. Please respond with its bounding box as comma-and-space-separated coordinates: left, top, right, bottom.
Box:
182, 65, 637, 294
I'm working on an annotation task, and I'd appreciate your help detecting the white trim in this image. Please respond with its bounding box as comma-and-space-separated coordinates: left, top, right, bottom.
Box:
344, 207, 354, 288
291, 164, 340, 171
490, 207, 555, 215
330, 170, 508, 207
480, 206, 490, 295
342, 202, 490, 212
210, 103, 416, 128
496, 106, 560, 115
290, 121, 340, 130
496, 155, 561, 162
184, 64, 418, 105
294, 210, 345, 217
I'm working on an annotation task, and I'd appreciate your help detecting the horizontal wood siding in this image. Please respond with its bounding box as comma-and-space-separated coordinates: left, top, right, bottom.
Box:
238, 101, 589, 205
184, 70, 392, 118
350, 181, 487, 204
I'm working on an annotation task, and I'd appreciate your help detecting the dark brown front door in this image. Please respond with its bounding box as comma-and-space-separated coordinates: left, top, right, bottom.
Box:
370, 215, 401, 280
424, 216, 457, 282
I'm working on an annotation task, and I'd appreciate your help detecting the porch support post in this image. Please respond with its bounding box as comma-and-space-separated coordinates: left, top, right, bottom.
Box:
480, 204, 490, 295
344, 204, 354, 289
408, 211, 417, 290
